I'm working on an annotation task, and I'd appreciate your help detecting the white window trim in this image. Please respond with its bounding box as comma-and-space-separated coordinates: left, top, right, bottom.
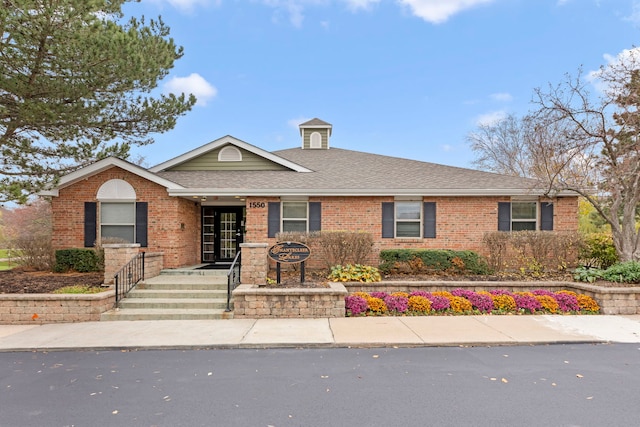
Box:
281, 201, 309, 233
99, 202, 136, 243
310, 132, 322, 149
395, 201, 422, 238
510, 200, 538, 231
218, 146, 243, 162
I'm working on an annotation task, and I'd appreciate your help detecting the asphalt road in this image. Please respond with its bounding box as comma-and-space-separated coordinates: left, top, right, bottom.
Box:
1, 344, 639, 427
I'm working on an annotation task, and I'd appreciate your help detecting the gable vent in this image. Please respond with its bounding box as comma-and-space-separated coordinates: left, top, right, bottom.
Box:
218, 146, 242, 162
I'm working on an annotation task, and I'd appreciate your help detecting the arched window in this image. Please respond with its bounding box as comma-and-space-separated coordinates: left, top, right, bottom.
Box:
310, 132, 322, 149
218, 146, 242, 162
97, 179, 137, 243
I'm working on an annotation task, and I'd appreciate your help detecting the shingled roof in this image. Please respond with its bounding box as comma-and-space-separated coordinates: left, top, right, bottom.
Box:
156, 146, 548, 197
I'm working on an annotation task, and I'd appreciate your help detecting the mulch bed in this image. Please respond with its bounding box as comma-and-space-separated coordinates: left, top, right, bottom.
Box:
0, 269, 104, 294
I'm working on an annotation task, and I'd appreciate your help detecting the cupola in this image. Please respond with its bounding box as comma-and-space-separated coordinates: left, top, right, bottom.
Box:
299, 118, 332, 149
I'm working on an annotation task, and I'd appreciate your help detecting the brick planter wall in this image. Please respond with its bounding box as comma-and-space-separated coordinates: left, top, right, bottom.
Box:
0, 290, 115, 324
232, 282, 347, 318
344, 281, 640, 315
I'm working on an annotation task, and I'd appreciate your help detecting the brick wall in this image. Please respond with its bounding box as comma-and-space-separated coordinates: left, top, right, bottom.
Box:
51, 166, 199, 269
244, 195, 579, 268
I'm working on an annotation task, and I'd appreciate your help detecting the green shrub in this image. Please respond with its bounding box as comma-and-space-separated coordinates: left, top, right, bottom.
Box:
601, 261, 640, 283
579, 233, 618, 269
379, 249, 490, 275
573, 266, 604, 283
54, 249, 101, 273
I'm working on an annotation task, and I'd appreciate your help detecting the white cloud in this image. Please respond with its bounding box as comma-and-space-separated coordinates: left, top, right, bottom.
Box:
587, 47, 640, 94
147, 0, 219, 13
259, 0, 378, 28
623, 1, 640, 26
490, 92, 513, 102
397, 0, 495, 24
474, 110, 507, 126
288, 117, 311, 128
163, 73, 218, 106
341, 0, 381, 11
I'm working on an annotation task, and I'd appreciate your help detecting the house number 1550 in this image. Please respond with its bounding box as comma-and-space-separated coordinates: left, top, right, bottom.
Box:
249, 202, 265, 208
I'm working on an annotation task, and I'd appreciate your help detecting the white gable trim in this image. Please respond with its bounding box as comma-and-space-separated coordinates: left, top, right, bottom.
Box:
40, 157, 184, 197
148, 135, 312, 173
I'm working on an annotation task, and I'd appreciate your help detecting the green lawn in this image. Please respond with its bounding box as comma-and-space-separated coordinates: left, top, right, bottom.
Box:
0, 260, 14, 271
0, 249, 9, 258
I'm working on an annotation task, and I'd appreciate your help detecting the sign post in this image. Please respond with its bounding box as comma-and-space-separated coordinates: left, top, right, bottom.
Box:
268, 242, 311, 284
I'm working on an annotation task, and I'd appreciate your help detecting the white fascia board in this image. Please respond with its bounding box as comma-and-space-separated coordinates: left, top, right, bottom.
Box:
148, 135, 312, 173
45, 157, 184, 195
167, 188, 573, 197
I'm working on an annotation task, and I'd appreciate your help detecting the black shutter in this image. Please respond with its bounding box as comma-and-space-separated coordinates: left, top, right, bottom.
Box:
309, 202, 321, 232
540, 202, 554, 231
382, 202, 394, 238
135, 202, 148, 247
84, 202, 97, 247
498, 202, 511, 231
268, 202, 280, 238
423, 202, 436, 238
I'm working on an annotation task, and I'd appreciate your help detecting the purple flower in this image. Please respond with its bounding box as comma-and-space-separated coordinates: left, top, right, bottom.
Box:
410, 290, 431, 298
467, 293, 494, 313
532, 289, 554, 297
428, 295, 451, 311
490, 289, 514, 296
451, 288, 476, 299
514, 294, 542, 314
554, 292, 579, 312
345, 295, 368, 316
370, 291, 388, 300
384, 295, 409, 313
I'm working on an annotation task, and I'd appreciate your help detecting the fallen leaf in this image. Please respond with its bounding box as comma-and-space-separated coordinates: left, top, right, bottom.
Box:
372, 355, 379, 359
552, 383, 557, 386
32, 313, 39, 321
576, 374, 584, 378
501, 378, 508, 383
112, 410, 118, 415
490, 378, 497, 381
320, 375, 329, 379
586, 396, 593, 400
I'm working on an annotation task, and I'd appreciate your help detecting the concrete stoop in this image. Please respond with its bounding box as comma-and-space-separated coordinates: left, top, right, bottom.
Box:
101, 269, 234, 321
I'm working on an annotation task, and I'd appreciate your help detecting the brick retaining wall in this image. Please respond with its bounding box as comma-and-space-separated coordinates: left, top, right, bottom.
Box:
0, 290, 115, 324
233, 283, 347, 318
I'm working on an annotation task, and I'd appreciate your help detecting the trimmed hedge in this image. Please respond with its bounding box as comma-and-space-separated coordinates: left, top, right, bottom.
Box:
54, 249, 101, 273
379, 249, 490, 275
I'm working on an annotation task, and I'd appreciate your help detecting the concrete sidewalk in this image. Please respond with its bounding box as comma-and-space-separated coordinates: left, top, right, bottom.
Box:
1, 315, 640, 352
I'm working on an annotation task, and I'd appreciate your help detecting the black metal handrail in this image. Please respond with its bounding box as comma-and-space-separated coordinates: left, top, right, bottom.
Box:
226, 250, 241, 312
114, 252, 145, 305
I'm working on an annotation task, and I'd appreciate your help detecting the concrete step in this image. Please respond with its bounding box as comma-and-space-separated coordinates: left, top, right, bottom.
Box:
128, 289, 227, 299
103, 268, 237, 321
158, 268, 230, 276
139, 275, 227, 288
118, 298, 230, 310
101, 308, 234, 321
136, 282, 228, 291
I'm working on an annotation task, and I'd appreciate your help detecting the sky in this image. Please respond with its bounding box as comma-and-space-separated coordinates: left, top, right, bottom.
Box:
122, 0, 640, 170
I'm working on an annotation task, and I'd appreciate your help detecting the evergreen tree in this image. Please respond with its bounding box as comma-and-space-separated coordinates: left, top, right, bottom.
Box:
0, 0, 196, 203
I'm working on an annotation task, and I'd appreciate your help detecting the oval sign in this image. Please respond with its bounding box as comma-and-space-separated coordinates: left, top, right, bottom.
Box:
268, 242, 311, 264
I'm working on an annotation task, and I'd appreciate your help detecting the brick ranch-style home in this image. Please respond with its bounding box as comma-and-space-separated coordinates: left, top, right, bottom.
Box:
43, 118, 579, 274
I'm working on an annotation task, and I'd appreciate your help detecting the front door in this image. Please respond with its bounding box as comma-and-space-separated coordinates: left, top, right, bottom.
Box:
202, 207, 244, 263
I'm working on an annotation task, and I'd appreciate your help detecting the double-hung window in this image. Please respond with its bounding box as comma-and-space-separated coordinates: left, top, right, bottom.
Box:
511, 202, 537, 231
282, 201, 309, 232
395, 201, 422, 238
100, 202, 136, 242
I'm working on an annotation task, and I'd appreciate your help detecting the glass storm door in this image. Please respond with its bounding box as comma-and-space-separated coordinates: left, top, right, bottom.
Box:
202, 207, 244, 263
